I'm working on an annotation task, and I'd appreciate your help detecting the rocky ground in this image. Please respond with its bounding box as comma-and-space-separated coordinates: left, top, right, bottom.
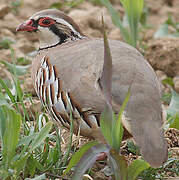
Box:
0, 0, 179, 179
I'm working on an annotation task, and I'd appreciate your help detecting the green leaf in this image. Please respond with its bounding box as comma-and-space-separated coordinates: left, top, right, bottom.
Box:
99, 0, 129, 42
52, 142, 60, 164
0, 92, 9, 106
25, 154, 44, 177
0, 78, 16, 106
14, 78, 23, 102
16, 57, 31, 65
167, 90, 179, 116
50, 0, 84, 9
139, 6, 148, 26
18, 134, 36, 147
50, 2, 63, 9
63, 141, 98, 175
54, 124, 62, 163
112, 88, 130, 152
100, 0, 144, 46
11, 0, 22, 13
39, 138, 50, 165
126, 141, 140, 155
162, 77, 174, 87
30, 122, 52, 151
120, 0, 144, 47
46, 144, 54, 166
166, 14, 177, 28
109, 149, 128, 180
127, 159, 150, 180
1, 61, 30, 76
0, 106, 7, 140
169, 114, 179, 130
12, 153, 29, 175
1, 105, 21, 168
100, 105, 114, 146
161, 92, 172, 104
71, 143, 109, 180
0, 38, 15, 49
64, 0, 84, 7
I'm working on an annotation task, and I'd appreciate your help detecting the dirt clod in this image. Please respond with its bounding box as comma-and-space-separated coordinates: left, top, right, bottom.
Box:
0, 4, 10, 18
145, 38, 179, 77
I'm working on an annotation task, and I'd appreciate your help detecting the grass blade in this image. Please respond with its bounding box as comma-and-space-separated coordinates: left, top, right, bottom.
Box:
100, 105, 114, 146
120, 0, 144, 47
30, 122, 52, 151
99, 0, 130, 42
60, 111, 74, 175
12, 153, 29, 176
169, 115, 179, 130
112, 87, 130, 152
0, 78, 16, 107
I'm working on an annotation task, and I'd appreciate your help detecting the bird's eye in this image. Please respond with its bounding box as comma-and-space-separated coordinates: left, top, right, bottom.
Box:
38, 17, 54, 27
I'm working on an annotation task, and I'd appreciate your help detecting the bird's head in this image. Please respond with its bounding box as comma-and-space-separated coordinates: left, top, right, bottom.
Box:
16, 9, 85, 50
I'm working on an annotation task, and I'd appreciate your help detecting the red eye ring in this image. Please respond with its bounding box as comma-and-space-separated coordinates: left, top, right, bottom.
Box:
38, 17, 55, 27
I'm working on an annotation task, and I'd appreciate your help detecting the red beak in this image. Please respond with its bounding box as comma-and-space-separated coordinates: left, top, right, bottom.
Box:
16, 20, 37, 32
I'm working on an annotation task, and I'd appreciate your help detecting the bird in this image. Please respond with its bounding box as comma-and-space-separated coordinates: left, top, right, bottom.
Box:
16, 9, 168, 167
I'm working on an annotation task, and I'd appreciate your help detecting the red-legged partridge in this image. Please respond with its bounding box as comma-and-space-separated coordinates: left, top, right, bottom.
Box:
16, 9, 168, 167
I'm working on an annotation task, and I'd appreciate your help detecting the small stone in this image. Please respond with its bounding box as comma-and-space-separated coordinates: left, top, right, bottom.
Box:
0, 4, 10, 18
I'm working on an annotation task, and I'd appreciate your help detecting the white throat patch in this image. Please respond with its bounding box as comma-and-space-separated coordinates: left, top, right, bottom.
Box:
38, 27, 60, 49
